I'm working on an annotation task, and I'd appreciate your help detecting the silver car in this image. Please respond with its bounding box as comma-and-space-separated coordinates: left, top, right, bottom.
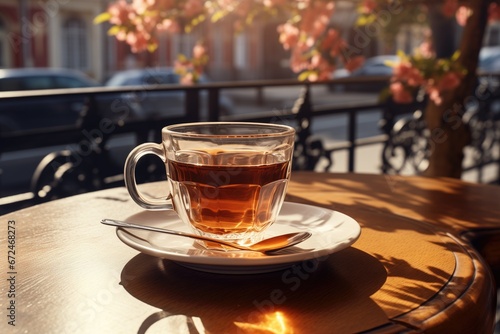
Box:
104, 67, 234, 121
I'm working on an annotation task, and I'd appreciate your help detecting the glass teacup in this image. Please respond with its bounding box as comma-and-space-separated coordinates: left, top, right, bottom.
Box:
124, 122, 295, 248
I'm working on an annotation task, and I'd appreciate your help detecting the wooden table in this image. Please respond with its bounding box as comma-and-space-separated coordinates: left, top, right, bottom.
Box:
0, 172, 497, 333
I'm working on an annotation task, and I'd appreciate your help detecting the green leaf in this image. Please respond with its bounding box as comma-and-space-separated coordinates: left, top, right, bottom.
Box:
451, 50, 461, 62
298, 71, 312, 81
356, 15, 375, 26
384, 60, 396, 67
147, 43, 158, 53
246, 12, 256, 25
211, 10, 226, 23
378, 88, 392, 103
93, 12, 111, 25
107, 26, 121, 36
290, 14, 301, 25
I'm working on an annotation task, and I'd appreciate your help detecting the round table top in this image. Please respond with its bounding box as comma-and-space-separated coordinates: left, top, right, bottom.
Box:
0, 172, 496, 333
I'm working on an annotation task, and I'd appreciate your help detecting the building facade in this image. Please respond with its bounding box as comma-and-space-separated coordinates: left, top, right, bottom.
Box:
0, 0, 107, 80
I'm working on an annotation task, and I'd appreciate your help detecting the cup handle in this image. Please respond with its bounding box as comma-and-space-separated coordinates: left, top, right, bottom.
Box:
124, 142, 173, 210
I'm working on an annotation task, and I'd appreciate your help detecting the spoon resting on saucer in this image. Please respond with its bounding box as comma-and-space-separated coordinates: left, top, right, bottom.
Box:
101, 218, 311, 253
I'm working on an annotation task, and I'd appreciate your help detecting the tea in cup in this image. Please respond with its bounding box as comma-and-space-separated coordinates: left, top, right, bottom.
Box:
124, 122, 295, 248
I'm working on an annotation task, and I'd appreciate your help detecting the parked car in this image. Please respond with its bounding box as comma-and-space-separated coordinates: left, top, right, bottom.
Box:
477, 46, 500, 92
331, 55, 399, 92
0, 68, 99, 134
104, 67, 234, 120
478, 46, 500, 73
0, 68, 98, 91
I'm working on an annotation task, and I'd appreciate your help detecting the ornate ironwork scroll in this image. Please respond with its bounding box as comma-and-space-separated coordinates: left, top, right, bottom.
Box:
381, 89, 500, 180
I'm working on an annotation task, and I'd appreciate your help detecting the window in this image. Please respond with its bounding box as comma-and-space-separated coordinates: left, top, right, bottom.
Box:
23, 76, 53, 90
62, 18, 88, 70
54, 76, 93, 88
234, 33, 247, 69
0, 76, 52, 91
171, 31, 199, 62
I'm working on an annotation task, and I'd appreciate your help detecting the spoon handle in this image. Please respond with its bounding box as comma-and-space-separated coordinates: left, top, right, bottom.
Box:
101, 218, 250, 251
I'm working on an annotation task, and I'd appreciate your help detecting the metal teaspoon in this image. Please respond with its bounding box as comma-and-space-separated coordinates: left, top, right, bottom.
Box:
101, 218, 311, 252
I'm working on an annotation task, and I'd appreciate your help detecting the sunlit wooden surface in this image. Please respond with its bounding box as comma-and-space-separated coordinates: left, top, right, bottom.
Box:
0, 172, 496, 333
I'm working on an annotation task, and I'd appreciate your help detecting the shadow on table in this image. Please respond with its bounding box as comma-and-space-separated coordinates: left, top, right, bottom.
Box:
288, 172, 500, 233
120, 248, 388, 333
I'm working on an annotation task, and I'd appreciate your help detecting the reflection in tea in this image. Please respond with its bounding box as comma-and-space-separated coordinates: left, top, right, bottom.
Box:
167, 151, 290, 243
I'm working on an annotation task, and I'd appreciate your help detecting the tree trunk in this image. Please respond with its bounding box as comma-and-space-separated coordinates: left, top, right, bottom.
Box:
424, 0, 490, 178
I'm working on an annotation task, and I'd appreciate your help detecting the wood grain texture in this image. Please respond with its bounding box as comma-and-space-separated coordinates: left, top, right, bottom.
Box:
0, 173, 496, 333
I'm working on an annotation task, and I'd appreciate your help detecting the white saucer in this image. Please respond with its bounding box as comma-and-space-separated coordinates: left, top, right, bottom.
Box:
116, 202, 361, 274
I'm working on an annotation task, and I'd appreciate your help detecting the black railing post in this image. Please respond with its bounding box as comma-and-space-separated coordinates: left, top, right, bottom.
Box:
257, 87, 264, 106
347, 110, 357, 172
292, 85, 316, 170
379, 100, 396, 174
185, 89, 200, 122
207, 88, 220, 121
497, 140, 500, 184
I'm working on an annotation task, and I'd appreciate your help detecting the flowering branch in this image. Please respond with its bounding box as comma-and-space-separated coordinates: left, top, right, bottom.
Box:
174, 43, 208, 84
94, 0, 363, 83
388, 50, 466, 105
357, 0, 500, 105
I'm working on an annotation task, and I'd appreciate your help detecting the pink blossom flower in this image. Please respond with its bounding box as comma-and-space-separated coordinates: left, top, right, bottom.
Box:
455, 6, 472, 27
108, 0, 132, 26
489, 3, 500, 22
393, 61, 425, 87
278, 23, 300, 50
290, 47, 309, 73
320, 28, 346, 58
234, 0, 254, 18
131, 0, 150, 15
427, 86, 443, 106
152, 0, 176, 11
263, 0, 286, 7
390, 82, 413, 104
438, 72, 461, 91
310, 54, 334, 73
425, 71, 462, 106
157, 18, 179, 33
306, 72, 319, 82
126, 30, 150, 53
359, 0, 377, 14
193, 44, 206, 59
179, 72, 195, 85
184, 0, 204, 18
300, 2, 335, 39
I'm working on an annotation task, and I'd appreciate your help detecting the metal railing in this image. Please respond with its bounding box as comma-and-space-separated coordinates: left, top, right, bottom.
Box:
0, 76, 499, 214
